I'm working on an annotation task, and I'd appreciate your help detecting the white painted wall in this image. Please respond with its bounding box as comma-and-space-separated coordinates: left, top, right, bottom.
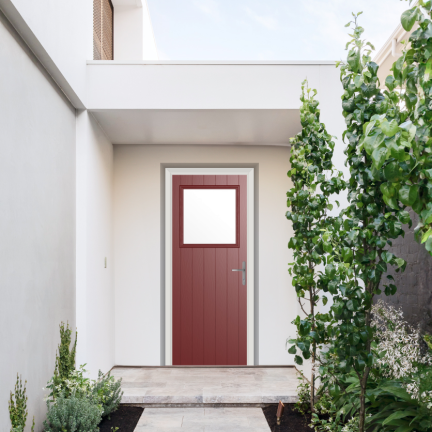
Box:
113, 144, 297, 365
0, 11, 76, 430
1, 0, 93, 104
76, 111, 114, 378
113, 1, 158, 61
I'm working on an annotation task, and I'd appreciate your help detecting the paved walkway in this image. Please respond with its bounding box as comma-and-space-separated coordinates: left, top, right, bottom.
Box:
112, 366, 299, 404
134, 407, 270, 431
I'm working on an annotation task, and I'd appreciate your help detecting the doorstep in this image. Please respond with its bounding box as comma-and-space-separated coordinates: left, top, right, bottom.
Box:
110, 366, 299, 405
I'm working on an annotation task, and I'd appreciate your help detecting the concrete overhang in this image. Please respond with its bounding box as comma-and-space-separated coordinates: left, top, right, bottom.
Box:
86, 61, 339, 145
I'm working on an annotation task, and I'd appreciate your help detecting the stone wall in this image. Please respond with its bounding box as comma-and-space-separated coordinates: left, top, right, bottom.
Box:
376, 209, 432, 334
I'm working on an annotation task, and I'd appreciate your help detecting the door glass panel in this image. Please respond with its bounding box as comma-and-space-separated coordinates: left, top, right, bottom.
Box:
183, 189, 236, 244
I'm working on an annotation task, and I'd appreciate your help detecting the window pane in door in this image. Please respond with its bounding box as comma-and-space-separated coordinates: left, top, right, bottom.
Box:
183, 189, 236, 244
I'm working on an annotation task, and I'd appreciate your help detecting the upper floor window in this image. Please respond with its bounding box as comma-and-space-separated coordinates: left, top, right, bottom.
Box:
93, 0, 114, 60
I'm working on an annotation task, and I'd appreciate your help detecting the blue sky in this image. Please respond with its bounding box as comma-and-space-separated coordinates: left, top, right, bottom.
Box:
147, 0, 409, 60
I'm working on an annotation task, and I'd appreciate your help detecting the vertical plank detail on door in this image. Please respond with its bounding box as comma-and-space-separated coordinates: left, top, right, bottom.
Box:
192, 175, 204, 364
203, 175, 216, 365
215, 175, 228, 365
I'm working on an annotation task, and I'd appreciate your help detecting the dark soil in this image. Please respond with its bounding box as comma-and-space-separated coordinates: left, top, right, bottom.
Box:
98, 405, 144, 432
262, 404, 313, 432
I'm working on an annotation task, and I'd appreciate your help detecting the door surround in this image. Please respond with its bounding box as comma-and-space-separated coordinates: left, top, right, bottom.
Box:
165, 168, 255, 366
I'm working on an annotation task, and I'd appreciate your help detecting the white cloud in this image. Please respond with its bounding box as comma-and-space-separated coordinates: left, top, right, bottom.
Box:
194, 0, 221, 20
245, 7, 279, 30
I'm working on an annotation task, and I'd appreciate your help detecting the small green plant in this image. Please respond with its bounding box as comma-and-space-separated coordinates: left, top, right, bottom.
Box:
9, 374, 34, 432
91, 370, 123, 418
43, 393, 102, 432
294, 378, 311, 416
310, 391, 344, 432
47, 364, 92, 400
47, 322, 77, 399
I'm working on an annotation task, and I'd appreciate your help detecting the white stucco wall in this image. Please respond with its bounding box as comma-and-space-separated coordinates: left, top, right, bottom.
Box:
1, 0, 92, 104
76, 111, 114, 378
114, 1, 158, 61
113, 144, 297, 365
0, 11, 76, 430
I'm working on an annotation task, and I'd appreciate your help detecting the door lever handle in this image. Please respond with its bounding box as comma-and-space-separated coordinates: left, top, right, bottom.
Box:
232, 261, 246, 285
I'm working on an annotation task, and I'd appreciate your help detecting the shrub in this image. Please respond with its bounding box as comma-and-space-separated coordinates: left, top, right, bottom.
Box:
91, 370, 123, 418
47, 364, 92, 401
9, 374, 34, 432
43, 394, 102, 432
371, 300, 432, 402
48, 323, 77, 400
294, 378, 311, 416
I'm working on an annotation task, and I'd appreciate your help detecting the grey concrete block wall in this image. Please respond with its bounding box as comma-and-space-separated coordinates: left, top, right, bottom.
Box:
376, 209, 432, 334
0, 10, 76, 431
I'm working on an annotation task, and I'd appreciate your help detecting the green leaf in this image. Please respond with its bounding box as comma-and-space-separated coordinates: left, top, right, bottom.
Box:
401, 7, 418, 31
372, 146, 389, 170
294, 355, 303, 365
325, 264, 336, 279
385, 75, 396, 91
384, 161, 402, 182
349, 333, 360, 345
341, 247, 353, 263
347, 299, 358, 311
398, 210, 411, 225
288, 345, 297, 355
425, 58, 432, 82
383, 410, 418, 426
425, 237, 432, 253
347, 49, 361, 73
399, 185, 419, 206
322, 296, 328, 306
394, 426, 414, 432
381, 119, 399, 137
364, 132, 385, 155
421, 228, 432, 243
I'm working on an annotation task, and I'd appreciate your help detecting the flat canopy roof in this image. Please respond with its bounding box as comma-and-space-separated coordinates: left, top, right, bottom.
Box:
86, 62, 342, 146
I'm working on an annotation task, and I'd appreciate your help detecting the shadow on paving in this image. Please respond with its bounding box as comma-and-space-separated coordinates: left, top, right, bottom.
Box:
99, 406, 144, 432
262, 404, 313, 432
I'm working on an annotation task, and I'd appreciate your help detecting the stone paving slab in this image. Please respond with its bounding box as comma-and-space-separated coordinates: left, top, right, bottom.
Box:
113, 367, 299, 405
134, 407, 270, 431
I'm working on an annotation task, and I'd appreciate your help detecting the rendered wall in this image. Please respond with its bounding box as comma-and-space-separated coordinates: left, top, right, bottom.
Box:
0, 11, 76, 431
113, 145, 295, 365
76, 111, 114, 378
0, 0, 92, 103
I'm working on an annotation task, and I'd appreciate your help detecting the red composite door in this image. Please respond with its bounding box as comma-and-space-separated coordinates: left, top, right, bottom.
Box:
172, 175, 247, 365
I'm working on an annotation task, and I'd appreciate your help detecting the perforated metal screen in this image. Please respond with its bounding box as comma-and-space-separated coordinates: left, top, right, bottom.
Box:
93, 0, 114, 60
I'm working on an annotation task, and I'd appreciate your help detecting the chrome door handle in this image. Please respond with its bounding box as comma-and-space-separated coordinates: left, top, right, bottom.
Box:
232, 261, 246, 285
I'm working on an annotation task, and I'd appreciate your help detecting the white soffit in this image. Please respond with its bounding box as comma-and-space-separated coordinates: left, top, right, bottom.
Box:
90, 109, 300, 145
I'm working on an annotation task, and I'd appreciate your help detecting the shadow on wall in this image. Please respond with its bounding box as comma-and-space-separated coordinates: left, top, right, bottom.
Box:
377, 209, 432, 334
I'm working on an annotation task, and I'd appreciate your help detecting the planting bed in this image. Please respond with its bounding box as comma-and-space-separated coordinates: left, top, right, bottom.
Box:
99, 405, 144, 432
262, 404, 313, 432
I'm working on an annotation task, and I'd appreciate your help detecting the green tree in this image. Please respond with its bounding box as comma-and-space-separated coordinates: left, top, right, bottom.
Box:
378, 0, 432, 255
321, 13, 411, 432
286, 80, 345, 411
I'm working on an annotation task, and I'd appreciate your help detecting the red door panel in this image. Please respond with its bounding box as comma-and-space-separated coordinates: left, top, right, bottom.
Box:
173, 174, 247, 365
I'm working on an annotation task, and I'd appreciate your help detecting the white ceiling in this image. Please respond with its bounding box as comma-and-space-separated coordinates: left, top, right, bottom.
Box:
90, 109, 300, 145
